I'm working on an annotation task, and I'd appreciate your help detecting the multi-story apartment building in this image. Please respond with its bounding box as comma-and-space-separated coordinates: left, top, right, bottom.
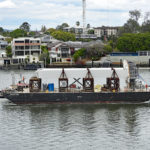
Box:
94, 26, 119, 38
12, 37, 41, 63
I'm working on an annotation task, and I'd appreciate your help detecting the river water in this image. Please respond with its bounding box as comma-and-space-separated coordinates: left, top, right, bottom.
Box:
0, 69, 150, 150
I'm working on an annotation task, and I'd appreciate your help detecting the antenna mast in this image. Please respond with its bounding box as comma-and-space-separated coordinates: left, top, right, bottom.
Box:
82, 0, 86, 33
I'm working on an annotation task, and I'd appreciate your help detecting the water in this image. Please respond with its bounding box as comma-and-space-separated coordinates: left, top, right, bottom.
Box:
0, 69, 150, 150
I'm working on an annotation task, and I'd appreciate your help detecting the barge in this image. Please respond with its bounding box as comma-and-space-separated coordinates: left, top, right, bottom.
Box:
3, 60, 150, 104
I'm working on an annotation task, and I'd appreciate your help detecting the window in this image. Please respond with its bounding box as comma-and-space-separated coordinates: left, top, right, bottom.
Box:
15, 51, 24, 56
15, 41, 24, 43
25, 39, 29, 43
15, 46, 24, 50
139, 51, 147, 56
25, 46, 29, 49
25, 51, 29, 55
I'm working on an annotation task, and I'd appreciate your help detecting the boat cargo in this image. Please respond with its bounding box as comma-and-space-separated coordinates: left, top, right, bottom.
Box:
2, 60, 150, 104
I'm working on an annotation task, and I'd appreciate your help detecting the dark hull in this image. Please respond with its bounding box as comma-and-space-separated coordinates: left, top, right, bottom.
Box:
4, 92, 150, 104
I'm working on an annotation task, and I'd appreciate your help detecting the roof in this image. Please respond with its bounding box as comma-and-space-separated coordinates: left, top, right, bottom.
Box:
94, 26, 120, 30
13, 37, 41, 40
0, 40, 8, 45
0, 35, 5, 39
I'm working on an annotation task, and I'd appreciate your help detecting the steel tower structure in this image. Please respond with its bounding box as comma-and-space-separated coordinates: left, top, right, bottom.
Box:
82, 0, 86, 31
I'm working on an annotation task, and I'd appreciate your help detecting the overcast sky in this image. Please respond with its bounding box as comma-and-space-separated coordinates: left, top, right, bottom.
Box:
0, 0, 150, 30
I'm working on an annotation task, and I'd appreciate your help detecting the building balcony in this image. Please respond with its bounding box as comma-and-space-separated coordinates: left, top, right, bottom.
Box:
14, 43, 40, 46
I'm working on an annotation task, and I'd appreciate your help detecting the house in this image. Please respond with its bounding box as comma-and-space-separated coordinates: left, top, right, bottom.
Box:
94, 26, 119, 38
47, 42, 72, 63
0, 40, 8, 50
12, 37, 41, 63
40, 34, 59, 47
0, 35, 5, 41
63, 26, 84, 34
76, 34, 97, 39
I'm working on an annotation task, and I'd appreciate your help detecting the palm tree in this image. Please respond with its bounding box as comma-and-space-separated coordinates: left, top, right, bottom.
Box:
76, 21, 80, 26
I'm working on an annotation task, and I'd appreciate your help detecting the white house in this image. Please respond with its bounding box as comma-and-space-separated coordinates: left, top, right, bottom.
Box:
48, 42, 72, 63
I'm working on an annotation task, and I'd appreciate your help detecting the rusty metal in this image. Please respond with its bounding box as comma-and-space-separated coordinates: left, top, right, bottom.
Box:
29, 77, 41, 92
83, 68, 94, 92
106, 68, 120, 92
69, 78, 83, 88
59, 68, 68, 92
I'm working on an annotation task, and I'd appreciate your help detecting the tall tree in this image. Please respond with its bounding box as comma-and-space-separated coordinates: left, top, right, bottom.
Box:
41, 25, 47, 33
20, 22, 31, 32
0, 27, 4, 33
129, 10, 141, 21
87, 24, 90, 28
76, 21, 80, 26
118, 10, 141, 35
6, 45, 12, 57
141, 12, 150, 32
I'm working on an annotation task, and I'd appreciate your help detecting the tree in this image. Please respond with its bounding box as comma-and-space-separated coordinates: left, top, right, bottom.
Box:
28, 31, 36, 37
6, 45, 12, 57
116, 33, 150, 52
0, 27, 4, 33
104, 44, 113, 53
56, 23, 69, 30
39, 45, 50, 64
129, 10, 141, 22
87, 24, 90, 28
88, 29, 94, 34
141, 12, 150, 32
118, 10, 141, 36
76, 21, 80, 26
141, 20, 150, 32
47, 28, 56, 34
118, 19, 140, 36
41, 25, 47, 33
73, 48, 86, 62
51, 30, 75, 41
20, 22, 31, 32
10, 29, 27, 38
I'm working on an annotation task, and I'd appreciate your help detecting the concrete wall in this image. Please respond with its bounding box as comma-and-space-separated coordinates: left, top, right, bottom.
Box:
103, 55, 150, 65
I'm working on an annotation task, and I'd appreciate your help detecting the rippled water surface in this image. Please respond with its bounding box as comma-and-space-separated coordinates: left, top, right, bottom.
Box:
0, 69, 150, 150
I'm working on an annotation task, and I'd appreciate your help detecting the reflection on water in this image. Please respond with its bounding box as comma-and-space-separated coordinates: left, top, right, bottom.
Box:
0, 102, 150, 150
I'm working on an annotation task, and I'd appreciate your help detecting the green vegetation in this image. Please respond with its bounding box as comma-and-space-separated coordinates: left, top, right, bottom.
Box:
5, 37, 12, 43
20, 22, 30, 32
50, 30, 75, 42
73, 43, 104, 62
73, 48, 86, 62
0, 27, 4, 33
116, 33, 150, 52
105, 10, 150, 52
46, 28, 56, 34
39, 46, 50, 64
6, 45, 12, 57
88, 29, 94, 34
56, 23, 69, 30
41, 25, 47, 33
104, 44, 113, 53
10, 29, 27, 38
28, 31, 36, 37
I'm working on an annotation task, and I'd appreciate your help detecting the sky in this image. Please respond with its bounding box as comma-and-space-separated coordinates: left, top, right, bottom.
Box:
0, 0, 150, 30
